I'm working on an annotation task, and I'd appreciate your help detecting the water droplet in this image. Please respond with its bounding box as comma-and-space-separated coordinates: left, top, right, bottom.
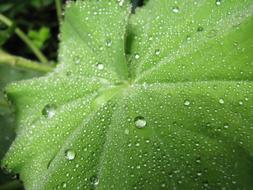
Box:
135, 54, 140, 59
184, 100, 191, 106
239, 100, 243, 105
203, 180, 209, 187
105, 39, 112, 47
118, 0, 125, 6
172, 6, 180, 13
90, 175, 99, 186
134, 116, 147, 129
224, 124, 229, 129
216, 0, 222, 6
42, 104, 57, 119
196, 156, 201, 163
197, 26, 204, 32
197, 172, 202, 176
219, 98, 225, 104
65, 149, 76, 161
62, 182, 67, 188
155, 49, 160, 55
186, 35, 191, 41
73, 56, 81, 64
96, 62, 104, 70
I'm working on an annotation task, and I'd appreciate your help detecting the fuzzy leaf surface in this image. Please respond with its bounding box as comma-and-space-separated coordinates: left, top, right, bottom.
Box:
3, 0, 253, 190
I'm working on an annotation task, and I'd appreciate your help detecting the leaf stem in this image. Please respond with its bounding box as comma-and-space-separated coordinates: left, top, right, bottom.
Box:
0, 50, 53, 73
0, 14, 49, 64
55, 0, 63, 23
0, 180, 22, 190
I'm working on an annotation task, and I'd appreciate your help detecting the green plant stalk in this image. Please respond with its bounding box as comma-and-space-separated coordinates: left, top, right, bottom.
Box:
0, 14, 48, 64
55, 0, 63, 23
0, 51, 53, 73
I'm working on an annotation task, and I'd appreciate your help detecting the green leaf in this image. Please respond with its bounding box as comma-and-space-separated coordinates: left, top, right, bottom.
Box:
2, 0, 253, 190
0, 65, 39, 187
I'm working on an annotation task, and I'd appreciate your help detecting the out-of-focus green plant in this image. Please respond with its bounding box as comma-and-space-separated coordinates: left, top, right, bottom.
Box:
28, 27, 51, 50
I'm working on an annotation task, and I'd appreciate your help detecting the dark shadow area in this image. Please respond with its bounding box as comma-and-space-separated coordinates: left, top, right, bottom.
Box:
132, 0, 146, 12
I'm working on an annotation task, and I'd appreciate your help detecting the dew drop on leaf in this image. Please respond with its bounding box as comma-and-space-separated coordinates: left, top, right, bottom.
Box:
105, 39, 112, 47
135, 53, 140, 59
96, 62, 104, 70
172, 6, 180, 13
62, 182, 67, 188
42, 104, 57, 119
155, 49, 161, 55
203, 181, 209, 188
197, 171, 202, 176
65, 149, 76, 161
239, 100, 243, 105
219, 98, 225, 104
224, 124, 229, 129
197, 26, 204, 32
196, 156, 201, 163
134, 116, 147, 129
90, 175, 99, 186
186, 35, 191, 41
117, 0, 125, 7
73, 56, 81, 65
216, 0, 222, 6
184, 100, 191, 106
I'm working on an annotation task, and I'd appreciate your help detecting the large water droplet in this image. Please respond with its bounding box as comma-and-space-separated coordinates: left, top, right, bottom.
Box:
90, 175, 99, 186
215, 0, 222, 6
219, 98, 224, 104
118, 0, 125, 6
42, 104, 57, 119
96, 62, 104, 70
134, 116, 147, 129
155, 49, 161, 55
135, 53, 140, 59
62, 182, 67, 188
184, 100, 191, 106
65, 149, 76, 161
105, 39, 112, 47
172, 6, 180, 13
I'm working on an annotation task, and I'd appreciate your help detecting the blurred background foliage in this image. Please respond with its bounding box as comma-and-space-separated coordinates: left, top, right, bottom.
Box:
0, 0, 144, 189
0, 0, 59, 60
